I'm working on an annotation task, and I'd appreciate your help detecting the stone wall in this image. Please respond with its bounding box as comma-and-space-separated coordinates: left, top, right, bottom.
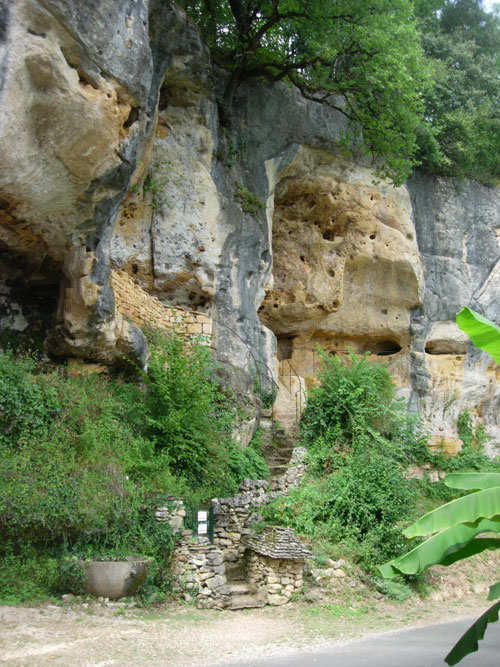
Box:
158, 448, 309, 608
246, 552, 304, 606
170, 541, 230, 610
110, 270, 212, 338
212, 452, 308, 562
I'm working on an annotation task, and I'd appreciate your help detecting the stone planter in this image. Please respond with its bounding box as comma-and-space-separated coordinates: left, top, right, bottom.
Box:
80, 558, 149, 600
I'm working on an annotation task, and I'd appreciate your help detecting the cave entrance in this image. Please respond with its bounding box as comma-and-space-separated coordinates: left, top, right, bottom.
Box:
367, 340, 402, 356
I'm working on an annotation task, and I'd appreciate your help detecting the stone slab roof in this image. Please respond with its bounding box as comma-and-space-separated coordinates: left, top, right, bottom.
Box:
243, 526, 312, 560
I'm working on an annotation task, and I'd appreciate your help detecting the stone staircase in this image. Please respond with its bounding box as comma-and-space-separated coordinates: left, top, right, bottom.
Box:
273, 374, 306, 432
263, 431, 297, 479
260, 410, 298, 479
225, 561, 266, 610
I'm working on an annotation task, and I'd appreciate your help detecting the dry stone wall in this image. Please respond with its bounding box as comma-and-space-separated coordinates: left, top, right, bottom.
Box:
170, 541, 230, 610
157, 449, 309, 609
246, 552, 304, 606
110, 270, 212, 339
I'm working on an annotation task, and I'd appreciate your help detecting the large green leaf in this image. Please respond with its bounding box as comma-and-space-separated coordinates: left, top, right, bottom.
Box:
440, 537, 500, 567
456, 306, 500, 365
403, 487, 500, 538
445, 600, 500, 666
379, 520, 500, 578
488, 581, 500, 601
445, 472, 500, 491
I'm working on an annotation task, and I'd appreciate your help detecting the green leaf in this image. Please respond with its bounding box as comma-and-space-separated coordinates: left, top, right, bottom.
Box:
440, 537, 500, 566
488, 581, 500, 601
379, 520, 500, 578
456, 307, 500, 365
403, 487, 500, 538
445, 600, 500, 666
445, 472, 500, 491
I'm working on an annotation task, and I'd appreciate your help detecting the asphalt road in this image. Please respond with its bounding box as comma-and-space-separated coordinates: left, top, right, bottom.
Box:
217, 618, 500, 667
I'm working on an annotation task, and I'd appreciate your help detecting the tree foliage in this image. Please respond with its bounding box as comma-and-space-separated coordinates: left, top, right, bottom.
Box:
181, 0, 500, 185
181, 0, 431, 184
415, 0, 500, 184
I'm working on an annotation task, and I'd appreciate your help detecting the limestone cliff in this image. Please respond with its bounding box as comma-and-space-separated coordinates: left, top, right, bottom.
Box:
1, 0, 500, 452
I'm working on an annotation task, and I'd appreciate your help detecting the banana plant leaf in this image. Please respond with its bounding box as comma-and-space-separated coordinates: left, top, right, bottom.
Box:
379, 520, 500, 578
456, 306, 500, 365
488, 581, 500, 601
445, 472, 500, 491
403, 487, 500, 538
445, 600, 500, 666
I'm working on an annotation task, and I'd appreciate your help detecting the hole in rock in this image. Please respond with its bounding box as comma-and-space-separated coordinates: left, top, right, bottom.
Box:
277, 339, 294, 361
124, 107, 140, 128
27, 28, 46, 38
370, 233, 376, 240
323, 229, 335, 241
369, 340, 402, 356
131, 264, 139, 274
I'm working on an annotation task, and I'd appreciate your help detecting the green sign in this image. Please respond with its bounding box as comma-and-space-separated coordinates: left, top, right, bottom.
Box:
185, 504, 214, 543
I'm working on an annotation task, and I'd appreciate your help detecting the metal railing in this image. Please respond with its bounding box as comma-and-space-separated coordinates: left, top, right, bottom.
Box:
277, 346, 317, 424
211, 317, 279, 421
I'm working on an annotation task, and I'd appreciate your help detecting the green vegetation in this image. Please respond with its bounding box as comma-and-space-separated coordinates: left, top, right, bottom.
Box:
415, 0, 500, 185
182, 0, 430, 184
234, 182, 265, 217
130, 160, 172, 209
0, 333, 267, 604
262, 351, 427, 572
262, 345, 500, 594
382, 306, 500, 665
182, 0, 500, 185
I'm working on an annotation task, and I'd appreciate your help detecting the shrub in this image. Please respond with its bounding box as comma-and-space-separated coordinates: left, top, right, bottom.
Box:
0, 335, 268, 602
263, 350, 425, 572
142, 329, 267, 499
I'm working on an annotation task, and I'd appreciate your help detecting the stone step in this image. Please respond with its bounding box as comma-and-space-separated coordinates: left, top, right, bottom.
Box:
266, 450, 294, 464
228, 582, 257, 595
229, 594, 266, 610
260, 417, 273, 430
268, 464, 287, 477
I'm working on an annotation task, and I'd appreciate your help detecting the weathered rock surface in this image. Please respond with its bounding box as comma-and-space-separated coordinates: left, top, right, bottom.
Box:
408, 173, 500, 453
1, 0, 500, 451
259, 146, 424, 350
0, 0, 192, 365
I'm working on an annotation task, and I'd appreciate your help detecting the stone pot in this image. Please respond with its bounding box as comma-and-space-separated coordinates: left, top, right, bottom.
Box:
80, 557, 149, 600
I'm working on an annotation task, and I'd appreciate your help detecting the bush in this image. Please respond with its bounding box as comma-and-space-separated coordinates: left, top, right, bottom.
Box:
0, 336, 268, 602
263, 350, 425, 573
142, 329, 267, 499
301, 350, 396, 447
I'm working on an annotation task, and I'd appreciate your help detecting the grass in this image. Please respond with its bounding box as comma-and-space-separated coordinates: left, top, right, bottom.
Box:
304, 603, 372, 619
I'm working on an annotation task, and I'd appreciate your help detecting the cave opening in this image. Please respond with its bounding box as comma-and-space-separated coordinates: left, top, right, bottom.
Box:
368, 340, 402, 356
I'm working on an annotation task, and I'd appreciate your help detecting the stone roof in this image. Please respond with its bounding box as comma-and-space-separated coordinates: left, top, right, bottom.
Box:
242, 526, 312, 560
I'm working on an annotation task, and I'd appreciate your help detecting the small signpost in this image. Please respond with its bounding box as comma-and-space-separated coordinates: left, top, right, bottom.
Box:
185, 505, 214, 543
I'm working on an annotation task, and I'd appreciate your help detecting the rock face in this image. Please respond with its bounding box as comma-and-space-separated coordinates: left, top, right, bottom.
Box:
408, 173, 500, 453
0, 0, 193, 365
1, 0, 500, 450
258, 146, 423, 354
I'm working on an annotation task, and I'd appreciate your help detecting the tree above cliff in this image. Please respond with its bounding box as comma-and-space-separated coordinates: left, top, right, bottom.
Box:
181, 0, 431, 185
415, 0, 500, 185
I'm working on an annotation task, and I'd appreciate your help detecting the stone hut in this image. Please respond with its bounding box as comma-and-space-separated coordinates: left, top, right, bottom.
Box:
243, 526, 312, 605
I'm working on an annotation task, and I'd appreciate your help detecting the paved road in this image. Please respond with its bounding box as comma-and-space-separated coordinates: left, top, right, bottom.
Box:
217, 618, 499, 667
